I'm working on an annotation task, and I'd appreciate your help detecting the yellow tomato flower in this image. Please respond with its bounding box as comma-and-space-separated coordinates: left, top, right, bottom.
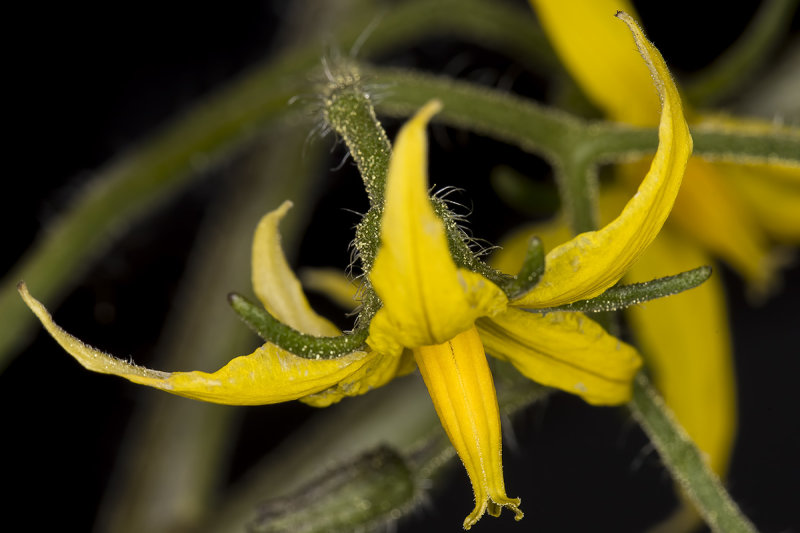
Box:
19, 13, 689, 529
528, 0, 800, 479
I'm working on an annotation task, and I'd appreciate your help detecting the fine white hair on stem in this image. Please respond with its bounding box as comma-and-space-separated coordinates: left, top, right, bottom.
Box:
349, 11, 385, 59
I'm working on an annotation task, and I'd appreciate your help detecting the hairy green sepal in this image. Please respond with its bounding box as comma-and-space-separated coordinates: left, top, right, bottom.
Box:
228, 293, 367, 359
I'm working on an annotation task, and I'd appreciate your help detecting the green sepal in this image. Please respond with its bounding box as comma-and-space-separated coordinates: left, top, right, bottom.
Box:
533, 266, 712, 313
499, 236, 546, 300
227, 293, 368, 359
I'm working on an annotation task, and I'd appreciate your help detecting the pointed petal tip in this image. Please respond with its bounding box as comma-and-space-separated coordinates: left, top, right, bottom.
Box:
513, 8, 691, 308
614, 10, 631, 22
18, 281, 41, 314
252, 199, 340, 337
462, 497, 523, 530
275, 198, 293, 215
418, 99, 443, 119
407, 99, 443, 131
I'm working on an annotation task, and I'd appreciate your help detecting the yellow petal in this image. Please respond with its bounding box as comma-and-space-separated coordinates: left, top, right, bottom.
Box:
662, 159, 775, 291
530, 0, 659, 126
478, 308, 641, 405
722, 162, 800, 242
301, 349, 416, 408
610, 155, 779, 294
413, 326, 522, 529
252, 201, 340, 336
625, 231, 736, 476
368, 101, 507, 352
300, 267, 360, 310
514, 13, 692, 308
19, 282, 374, 405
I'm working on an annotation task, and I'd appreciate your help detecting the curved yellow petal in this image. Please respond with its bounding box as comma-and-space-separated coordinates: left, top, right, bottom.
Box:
413, 326, 522, 530
301, 349, 416, 408
722, 162, 800, 242
530, 0, 659, 126
624, 231, 736, 477
368, 101, 507, 352
252, 201, 340, 336
664, 159, 775, 291
514, 13, 692, 308
20, 282, 373, 405
300, 267, 361, 310
478, 309, 641, 405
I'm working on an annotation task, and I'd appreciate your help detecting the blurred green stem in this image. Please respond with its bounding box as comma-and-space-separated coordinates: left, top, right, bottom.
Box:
684, 0, 799, 106
1, 0, 551, 369
366, 66, 800, 166
84, 2, 554, 529
199, 362, 549, 533
630, 375, 758, 533
95, 123, 328, 533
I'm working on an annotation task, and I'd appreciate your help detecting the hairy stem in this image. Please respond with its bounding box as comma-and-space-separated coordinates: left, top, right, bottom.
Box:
630, 374, 758, 533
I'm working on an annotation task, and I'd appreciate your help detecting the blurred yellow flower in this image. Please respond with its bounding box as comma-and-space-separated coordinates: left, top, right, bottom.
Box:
19, 13, 690, 529
527, 0, 800, 478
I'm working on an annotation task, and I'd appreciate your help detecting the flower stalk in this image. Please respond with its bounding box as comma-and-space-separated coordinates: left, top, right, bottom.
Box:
321, 64, 392, 208
321, 64, 550, 309
365, 66, 800, 167
630, 374, 757, 533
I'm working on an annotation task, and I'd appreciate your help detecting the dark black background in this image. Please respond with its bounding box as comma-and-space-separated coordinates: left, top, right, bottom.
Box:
3, 1, 799, 531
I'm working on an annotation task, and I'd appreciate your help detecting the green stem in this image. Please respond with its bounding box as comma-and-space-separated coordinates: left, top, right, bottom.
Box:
583, 122, 800, 167
322, 63, 392, 208
684, 0, 800, 106
199, 361, 550, 533
1, 0, 555, 369
629, 374, 758, 533
94, 123, 331, 533
366, 66, 800, 166
321, 68, 545, 311
367, 66, 579, 162
247, 445, 417, 533
555, 153, 599, 235
493, 47, 760, 529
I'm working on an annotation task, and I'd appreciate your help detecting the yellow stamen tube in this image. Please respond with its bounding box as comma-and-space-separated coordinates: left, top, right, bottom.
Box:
413, 325, 523, 529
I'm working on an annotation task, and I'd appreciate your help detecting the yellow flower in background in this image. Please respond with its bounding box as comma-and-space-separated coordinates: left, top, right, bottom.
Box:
528, 0, 800, 479
19, 13, 690, 530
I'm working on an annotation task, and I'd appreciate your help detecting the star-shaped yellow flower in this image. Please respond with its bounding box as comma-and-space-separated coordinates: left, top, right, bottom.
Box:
526, 0, 800, 480
19, 13, 690, 529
